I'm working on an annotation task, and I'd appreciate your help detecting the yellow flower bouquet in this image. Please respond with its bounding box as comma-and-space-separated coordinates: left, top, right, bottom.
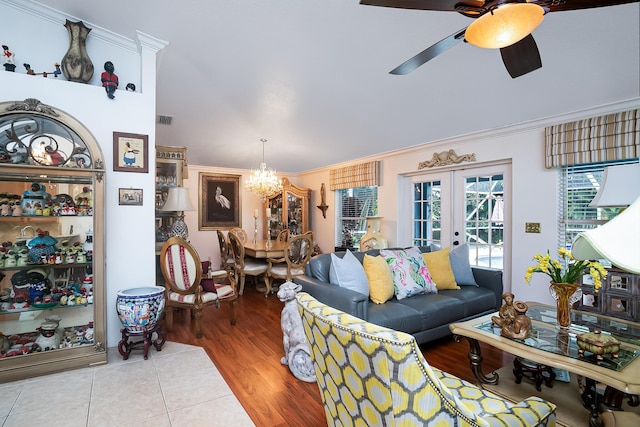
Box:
525, 248, 608, 291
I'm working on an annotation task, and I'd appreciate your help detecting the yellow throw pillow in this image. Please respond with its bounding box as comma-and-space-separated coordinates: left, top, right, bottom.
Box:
363, 254, 394, 304
422, 247, 460, 290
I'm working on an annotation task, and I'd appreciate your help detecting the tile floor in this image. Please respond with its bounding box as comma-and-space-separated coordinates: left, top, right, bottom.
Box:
0, 342, 255, 427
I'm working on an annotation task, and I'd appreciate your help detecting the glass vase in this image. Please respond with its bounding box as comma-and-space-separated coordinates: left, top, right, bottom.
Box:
549, 282, 581, 329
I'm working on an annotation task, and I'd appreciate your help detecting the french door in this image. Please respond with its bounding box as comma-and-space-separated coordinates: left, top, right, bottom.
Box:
410, 162, 511, 273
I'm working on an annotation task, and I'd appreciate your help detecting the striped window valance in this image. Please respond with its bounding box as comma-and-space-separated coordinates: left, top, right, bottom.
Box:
544, 108, 639, 168
329, 161, 380, 190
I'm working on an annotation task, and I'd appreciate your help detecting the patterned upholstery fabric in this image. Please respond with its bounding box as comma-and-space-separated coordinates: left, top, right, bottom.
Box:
296, 292, 556, 427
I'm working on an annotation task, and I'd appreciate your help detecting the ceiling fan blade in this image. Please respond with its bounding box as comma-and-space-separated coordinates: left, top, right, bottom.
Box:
539, 0, 640, 13
500, 34, 542, 78
359, 0, 479, 12
390, 28, 467, 75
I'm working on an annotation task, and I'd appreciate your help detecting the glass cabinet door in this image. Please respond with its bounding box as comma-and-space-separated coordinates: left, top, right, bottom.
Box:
264, 178, 311, 239
0, 98, 106, 382
267, 194, 284, 239
287, 193, 303, 235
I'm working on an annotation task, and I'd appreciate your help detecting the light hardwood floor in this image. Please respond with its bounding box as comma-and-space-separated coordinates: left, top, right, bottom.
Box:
167, 284, 514, 427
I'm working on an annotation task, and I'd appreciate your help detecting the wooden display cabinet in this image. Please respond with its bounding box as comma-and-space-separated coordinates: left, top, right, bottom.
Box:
264, 178, 311, 239
155, 145, 188, 250
0, 99, 106, 382
578, 268, 639, 321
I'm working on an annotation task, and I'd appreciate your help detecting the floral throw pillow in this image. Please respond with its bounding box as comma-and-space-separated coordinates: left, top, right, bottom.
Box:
380, 246, 437, 300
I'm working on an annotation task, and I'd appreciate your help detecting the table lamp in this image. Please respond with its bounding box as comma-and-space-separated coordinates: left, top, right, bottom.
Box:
572, 162, 640, 274
160, 187, 195, 240
589, 163, 640, 208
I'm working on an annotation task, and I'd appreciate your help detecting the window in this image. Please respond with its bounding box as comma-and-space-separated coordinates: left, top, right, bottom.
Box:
412, 180, 441, 247
559, 159, 636, 250
335, 186, 378, 249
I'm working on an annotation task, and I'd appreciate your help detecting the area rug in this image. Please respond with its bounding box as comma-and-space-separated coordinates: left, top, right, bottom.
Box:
482, 366, 640, 427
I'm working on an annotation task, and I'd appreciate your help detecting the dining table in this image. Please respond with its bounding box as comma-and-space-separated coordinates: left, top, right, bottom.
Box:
243, 239, 286, 259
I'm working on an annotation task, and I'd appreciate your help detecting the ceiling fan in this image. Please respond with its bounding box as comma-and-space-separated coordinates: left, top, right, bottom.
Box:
361, 0, 639, 78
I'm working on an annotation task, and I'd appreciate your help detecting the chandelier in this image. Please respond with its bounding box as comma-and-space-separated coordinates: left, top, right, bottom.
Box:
246, 139, 282, 201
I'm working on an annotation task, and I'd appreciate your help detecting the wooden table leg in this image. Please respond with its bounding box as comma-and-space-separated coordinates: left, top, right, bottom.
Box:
454, 335, 499, 385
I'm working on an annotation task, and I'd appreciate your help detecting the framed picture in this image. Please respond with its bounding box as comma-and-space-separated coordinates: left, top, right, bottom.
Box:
119, 188, 143, 206
113, 132, 148, 173
199, 173, 241, 229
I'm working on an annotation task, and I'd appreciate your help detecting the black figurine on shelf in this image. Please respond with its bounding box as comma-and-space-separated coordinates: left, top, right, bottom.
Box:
2, 45, 15, 71
23, 63, 35, 75
101, 61, 118, 99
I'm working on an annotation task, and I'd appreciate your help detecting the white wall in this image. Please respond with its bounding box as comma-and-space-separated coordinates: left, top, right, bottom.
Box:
294, 99, 640, 306
1, 2, 166, 347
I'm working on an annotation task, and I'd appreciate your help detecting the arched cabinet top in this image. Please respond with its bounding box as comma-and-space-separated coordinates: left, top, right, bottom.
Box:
0, 98, 105, 179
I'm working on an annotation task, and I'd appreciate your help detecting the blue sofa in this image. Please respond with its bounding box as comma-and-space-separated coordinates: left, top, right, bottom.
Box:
294, 246, 503, 345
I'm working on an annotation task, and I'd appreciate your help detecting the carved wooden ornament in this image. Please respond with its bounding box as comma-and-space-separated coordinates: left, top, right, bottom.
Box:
418, 149, 476, 169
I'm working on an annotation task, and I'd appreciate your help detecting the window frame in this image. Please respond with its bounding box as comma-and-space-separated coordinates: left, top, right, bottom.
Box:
334, 186, 378, 249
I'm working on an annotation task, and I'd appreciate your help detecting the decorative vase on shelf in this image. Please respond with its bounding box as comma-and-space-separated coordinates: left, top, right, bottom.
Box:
61, 20, 94, 83
359, 216, 388, 251
549, 282, 581, 329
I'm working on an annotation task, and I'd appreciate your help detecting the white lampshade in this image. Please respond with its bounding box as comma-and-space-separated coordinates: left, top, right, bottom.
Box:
572, 196, 640, 274
160, 187, 195, 212
589, 163, 640, 208
465, 4, 545, 49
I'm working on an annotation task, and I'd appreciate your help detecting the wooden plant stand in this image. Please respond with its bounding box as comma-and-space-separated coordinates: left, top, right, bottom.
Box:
117, 323, 166, 360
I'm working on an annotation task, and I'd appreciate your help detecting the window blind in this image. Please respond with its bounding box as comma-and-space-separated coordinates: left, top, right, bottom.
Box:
545, 108, 639, 168
557, 159, 636, 249
329, 161, 380, 191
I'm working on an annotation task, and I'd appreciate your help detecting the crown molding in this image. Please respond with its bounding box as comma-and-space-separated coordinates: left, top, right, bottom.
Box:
298, 97, 640, 176
3, 0, 139, 54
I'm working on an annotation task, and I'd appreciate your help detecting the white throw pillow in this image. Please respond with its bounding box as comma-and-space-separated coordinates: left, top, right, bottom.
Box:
329, 250, 370, 297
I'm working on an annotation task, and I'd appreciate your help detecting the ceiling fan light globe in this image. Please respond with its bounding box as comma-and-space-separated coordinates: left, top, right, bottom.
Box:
465, 3, 545, 49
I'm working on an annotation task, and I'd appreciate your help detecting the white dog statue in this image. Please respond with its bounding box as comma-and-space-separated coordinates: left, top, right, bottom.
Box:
277, 281, 316, 383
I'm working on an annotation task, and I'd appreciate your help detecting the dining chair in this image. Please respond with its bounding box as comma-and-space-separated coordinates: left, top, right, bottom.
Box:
229, 227, 248, 243
216, 230, 235, 272
265, 231, 313, 295
159, 237, 237, 338
276, 229, 290, 242
227, 231, 269, 296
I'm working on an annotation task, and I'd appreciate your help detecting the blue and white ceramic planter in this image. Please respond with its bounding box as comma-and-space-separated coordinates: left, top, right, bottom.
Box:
116, 286, 165, 333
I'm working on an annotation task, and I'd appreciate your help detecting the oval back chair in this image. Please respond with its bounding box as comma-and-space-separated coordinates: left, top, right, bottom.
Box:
227, 230, 268, 296
229, 227, 248, 243
160, 236, 237, 337
276, 229, 290, 242
265, 231, 314, 294
216, 230, 235, 271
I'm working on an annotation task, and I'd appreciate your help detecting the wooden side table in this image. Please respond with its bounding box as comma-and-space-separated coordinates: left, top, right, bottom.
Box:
117, 323, 166, 360
513, 357, 556, 391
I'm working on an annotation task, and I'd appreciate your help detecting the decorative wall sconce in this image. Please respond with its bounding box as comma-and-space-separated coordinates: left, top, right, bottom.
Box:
316, 183, 329, 219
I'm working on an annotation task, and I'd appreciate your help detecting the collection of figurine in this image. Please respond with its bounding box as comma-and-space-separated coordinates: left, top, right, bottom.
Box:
1, 264, 94, 311
1, 320, 95, 358
0, 230, 93, 269
0, 183, 92, 218
3, 39, 134, 99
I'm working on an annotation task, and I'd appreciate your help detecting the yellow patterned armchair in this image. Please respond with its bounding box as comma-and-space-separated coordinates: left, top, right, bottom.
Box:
296, 292, 556, 427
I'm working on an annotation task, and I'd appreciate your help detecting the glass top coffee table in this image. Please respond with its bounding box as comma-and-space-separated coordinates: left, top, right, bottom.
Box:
450, 303, 640, 425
